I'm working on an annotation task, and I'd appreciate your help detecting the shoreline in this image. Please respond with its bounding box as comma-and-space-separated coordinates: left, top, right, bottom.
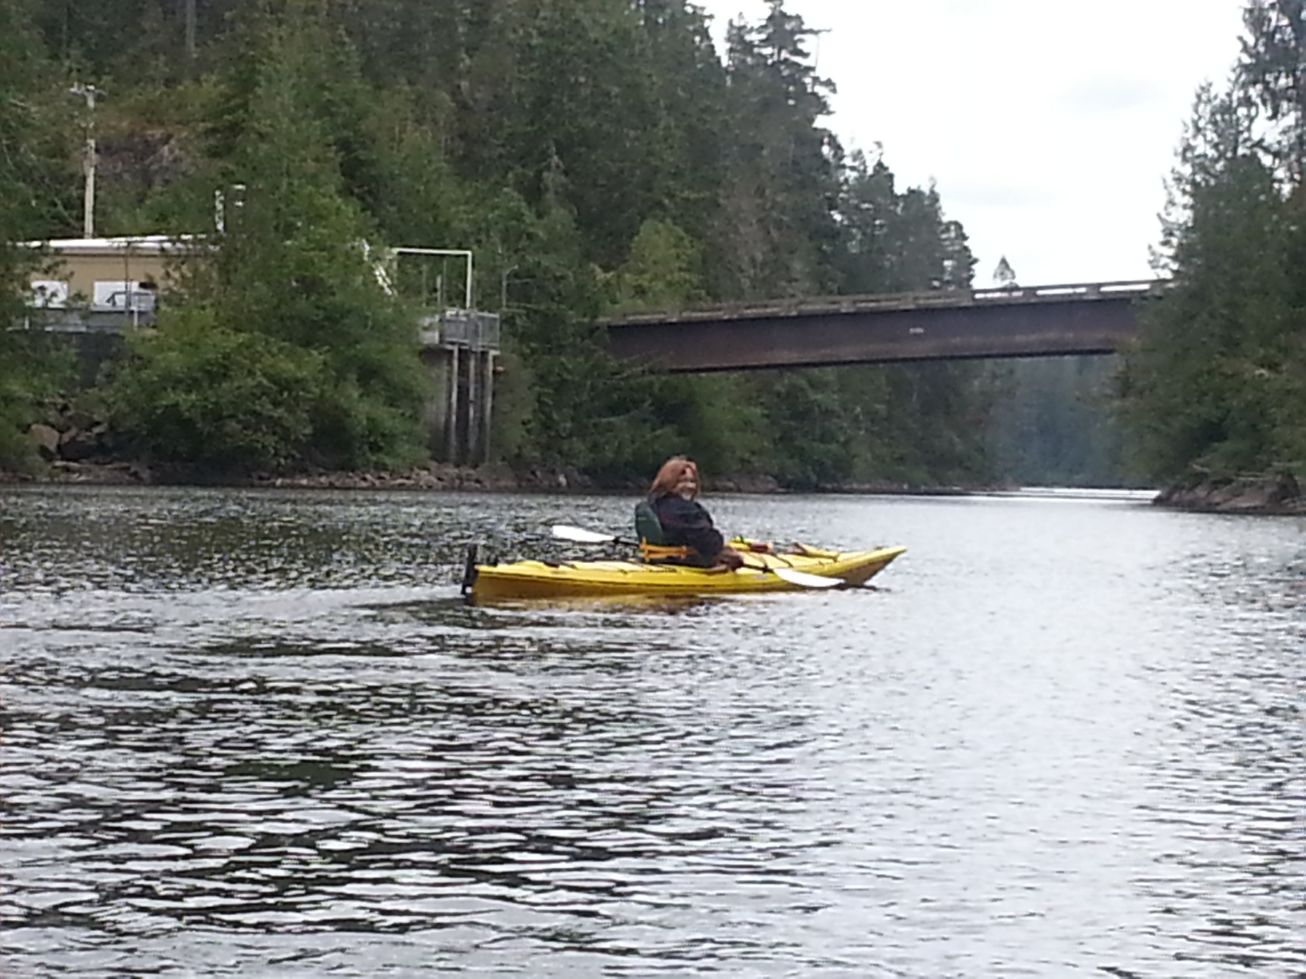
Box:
0, 461, 983, 497
1151, 473, 1306, 516
2, 462, 1302, 515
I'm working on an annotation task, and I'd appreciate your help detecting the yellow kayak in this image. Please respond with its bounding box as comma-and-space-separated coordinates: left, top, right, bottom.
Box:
464, 544, 906, 602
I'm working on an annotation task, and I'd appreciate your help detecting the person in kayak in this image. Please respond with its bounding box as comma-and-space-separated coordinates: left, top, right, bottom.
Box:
644, 456, 745, 569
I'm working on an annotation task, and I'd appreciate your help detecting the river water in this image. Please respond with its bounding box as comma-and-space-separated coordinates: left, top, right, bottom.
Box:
1, 486, 1302, 978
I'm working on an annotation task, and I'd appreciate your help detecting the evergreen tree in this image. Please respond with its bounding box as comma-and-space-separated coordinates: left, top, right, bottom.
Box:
0, 0, 78, 470
1121, 79, 1304, 480
107, 5, 428, 472
993, 256, 1017, 287
634, 1, 729, 255
608, 218, 705, 313
1239, 0, 1305, 182
720, 0, 841, 297
835, 152, 899, 294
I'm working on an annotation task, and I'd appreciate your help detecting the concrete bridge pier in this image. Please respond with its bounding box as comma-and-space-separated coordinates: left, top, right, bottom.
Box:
460, 347, 496, 464
419, 310, 501, 464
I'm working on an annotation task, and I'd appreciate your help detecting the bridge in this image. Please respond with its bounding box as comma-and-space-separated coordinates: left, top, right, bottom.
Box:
602, 279, 1165, 372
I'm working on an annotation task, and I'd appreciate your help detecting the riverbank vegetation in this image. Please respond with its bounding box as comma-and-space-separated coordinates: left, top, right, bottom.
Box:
0, 0, 1301, 501
1119, 0, 1306, 499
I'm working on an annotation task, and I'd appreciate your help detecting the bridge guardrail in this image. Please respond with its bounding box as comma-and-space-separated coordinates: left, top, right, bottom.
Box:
971, 280, 1162, 301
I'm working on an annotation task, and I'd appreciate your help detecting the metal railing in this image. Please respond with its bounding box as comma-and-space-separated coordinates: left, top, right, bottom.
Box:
420, 310, 501, 351
14, 306, 156, 333
18, 302, 502, 353
604, 279, 1170, 325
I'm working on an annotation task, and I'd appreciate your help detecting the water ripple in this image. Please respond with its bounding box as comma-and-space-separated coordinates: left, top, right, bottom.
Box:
1, 486, 1302, 976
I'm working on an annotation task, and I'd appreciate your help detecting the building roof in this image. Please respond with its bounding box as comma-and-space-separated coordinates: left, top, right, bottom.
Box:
22, 235, 205, 255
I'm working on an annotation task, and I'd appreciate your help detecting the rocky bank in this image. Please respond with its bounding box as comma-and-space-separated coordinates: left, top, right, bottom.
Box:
1152, 472, 1306, 515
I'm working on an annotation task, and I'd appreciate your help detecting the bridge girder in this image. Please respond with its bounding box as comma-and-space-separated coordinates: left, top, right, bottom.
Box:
603, 282, 1161, 373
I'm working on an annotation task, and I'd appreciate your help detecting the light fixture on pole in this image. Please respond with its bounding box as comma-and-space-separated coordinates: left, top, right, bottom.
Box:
69, 83, 102, 238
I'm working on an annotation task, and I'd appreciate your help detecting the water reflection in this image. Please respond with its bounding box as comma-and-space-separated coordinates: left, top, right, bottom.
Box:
1, 486, 1303, 976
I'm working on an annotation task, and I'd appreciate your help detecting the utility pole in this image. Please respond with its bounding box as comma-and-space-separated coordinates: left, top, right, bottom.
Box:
69, 84, 101, 238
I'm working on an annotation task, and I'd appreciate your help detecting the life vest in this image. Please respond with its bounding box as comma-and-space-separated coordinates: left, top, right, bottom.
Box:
633, 498, 692, 562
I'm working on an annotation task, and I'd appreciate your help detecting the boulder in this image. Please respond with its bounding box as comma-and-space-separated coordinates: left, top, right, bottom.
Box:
28, 423, 60, 460
59, 427, 104, 462
65, 409, 98, 431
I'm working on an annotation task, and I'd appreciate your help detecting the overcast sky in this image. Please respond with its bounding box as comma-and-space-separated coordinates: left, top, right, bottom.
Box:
697, 0, 1247, 287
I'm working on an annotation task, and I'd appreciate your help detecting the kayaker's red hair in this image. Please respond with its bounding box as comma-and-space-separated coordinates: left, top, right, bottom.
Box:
649, 456, 699, 499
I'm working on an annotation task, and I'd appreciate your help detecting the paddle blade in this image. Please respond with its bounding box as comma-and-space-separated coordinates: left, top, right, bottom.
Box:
551, 524, 616, 544
771, 566, 844, 589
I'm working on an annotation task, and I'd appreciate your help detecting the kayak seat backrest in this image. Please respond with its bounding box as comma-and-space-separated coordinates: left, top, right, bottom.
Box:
635, 499, 696, 563
634, 499, 666, 546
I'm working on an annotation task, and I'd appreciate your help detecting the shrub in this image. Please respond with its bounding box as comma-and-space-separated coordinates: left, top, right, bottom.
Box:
106, 308, 326, 473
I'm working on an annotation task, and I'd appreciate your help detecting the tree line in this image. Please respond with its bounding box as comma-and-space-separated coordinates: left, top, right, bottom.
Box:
1, 0, 1300, 492
1119, 0, 1305, 489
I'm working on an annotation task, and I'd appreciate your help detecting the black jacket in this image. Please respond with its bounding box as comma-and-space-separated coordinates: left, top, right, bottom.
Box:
651, 494, 724, 564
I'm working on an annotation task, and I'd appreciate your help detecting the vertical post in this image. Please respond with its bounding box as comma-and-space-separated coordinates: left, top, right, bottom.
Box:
480, 350, 496, 463
444, 345, 460, 463
70, 84, 100, 237
84, 126, 95, 238
466, 347, 481, 463
122, 243, 134, 326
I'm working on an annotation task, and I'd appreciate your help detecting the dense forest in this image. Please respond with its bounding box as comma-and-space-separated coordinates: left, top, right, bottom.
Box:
1119, 0, 1306, 492
0, 0, 1301, 493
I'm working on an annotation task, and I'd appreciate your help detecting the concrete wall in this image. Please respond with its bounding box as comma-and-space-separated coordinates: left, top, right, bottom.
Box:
421, 345, 497, 464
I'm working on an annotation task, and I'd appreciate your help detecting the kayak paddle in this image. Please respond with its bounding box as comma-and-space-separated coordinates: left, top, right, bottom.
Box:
549, 524, 842, 589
